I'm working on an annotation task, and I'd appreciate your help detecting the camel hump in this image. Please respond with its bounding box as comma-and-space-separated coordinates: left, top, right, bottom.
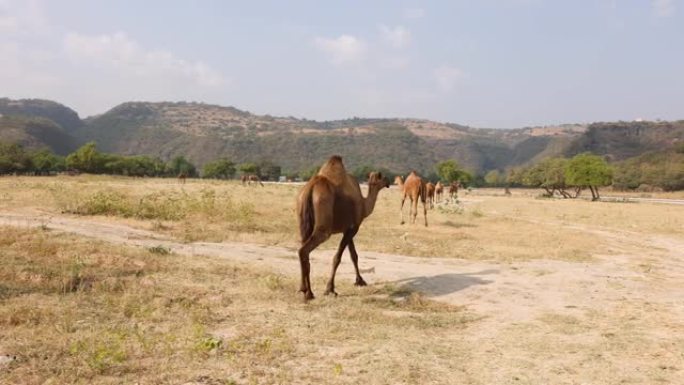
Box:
317, 155, 347, 186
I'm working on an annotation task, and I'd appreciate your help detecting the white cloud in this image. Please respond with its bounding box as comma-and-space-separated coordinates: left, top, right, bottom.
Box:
314, 34, 366, 65
403, 7, 426, 19
63, 31, 226, 87
652, 0, 675, 17
433, 65, 465, 92
379, 25, 411, 48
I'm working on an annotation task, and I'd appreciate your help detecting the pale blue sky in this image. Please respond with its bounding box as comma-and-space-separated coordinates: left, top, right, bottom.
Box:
1, 0, 682, 127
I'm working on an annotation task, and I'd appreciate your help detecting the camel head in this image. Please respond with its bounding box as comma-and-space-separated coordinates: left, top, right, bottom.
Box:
369, 172, 390, 189
393, 175, 403, 185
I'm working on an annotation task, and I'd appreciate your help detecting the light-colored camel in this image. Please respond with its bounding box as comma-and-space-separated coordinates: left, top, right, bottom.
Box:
435, 181, 444, 203
397, 172, 428, 226
425, 182, 435, 209
296, 155, 390, 301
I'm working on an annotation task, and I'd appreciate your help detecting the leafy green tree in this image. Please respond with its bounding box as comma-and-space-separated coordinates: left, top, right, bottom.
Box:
435, 160, 471, 185
238, 162, 259, 176
168, 156, 197, 177
31, 149, 64, 174
65, 142, 106, 173
0, 142, 31, 174
484, 170, 502, 186
203, 158, 236, 179
565, 153, 613, 200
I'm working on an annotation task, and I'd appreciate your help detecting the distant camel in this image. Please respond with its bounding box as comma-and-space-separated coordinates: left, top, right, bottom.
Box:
296, 155, 390, 300
425, 182, 435, 209
504, 186, 512, 196
435, 181, 444, 203
241, 174, 264, 186
449, 181, 460, 201
178, 172, 187, 184
396, 172, 428, 226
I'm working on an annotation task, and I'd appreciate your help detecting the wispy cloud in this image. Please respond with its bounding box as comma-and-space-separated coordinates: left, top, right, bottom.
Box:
379, 25, 411, 48
63, 32, 226, 87
313, 34, 367, 65
433, 65, 466, 92
652, 0, 675, 17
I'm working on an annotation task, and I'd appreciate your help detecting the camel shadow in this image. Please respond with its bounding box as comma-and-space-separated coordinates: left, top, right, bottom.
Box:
389, 269, 497, 297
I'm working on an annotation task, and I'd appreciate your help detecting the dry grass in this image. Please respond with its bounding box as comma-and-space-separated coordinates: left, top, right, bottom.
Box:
0, 227, 477, 384
1, 176, 684, 384
9, 175, 683, 262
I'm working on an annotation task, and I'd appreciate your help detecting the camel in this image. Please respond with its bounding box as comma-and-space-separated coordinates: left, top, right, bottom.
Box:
435, 181, 444, 203
241, 174, 264, 186
177, 172, 187, 184
296, 155, 390, 301
425, 182, 435, 209
449, 181, 460, 201
397, 172, 428, 226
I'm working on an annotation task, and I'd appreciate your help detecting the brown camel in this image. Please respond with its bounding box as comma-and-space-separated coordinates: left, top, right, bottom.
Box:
449, 181, 460, 200
435, 181, 444, 203
241, 174, 263, 186
425, 182, 435, 209
398, 171, 428, 226
177, 172, 187, 184
296, 155, 390, 301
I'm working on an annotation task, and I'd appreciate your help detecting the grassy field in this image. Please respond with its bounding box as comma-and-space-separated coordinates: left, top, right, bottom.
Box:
1, 175, 683, 384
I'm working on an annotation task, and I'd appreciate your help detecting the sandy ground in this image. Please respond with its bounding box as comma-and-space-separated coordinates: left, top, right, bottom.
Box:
1, 209, 682, 324
2, 205, 684, 384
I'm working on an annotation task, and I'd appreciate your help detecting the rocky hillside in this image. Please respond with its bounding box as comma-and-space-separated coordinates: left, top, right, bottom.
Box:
0, 115, 80, 155
1, 97, 682, 174
77, 101, 590, 173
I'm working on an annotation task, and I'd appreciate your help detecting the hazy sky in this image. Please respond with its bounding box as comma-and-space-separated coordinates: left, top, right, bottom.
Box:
1, 0, 682, 127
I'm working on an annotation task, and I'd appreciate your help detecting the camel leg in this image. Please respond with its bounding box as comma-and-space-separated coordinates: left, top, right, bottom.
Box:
411, 197, 418, 224
400, 194, 407, 225
348, 239, 367, 286
325, 230, 354, 296
422, 198, 428, 227
298, 230, 330, 301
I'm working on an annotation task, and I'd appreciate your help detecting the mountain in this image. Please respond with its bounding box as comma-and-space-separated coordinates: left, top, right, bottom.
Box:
0, 115, 80, 155
77, 101, 590, 173
1, 97, 682, 174
0, 98, 83, 132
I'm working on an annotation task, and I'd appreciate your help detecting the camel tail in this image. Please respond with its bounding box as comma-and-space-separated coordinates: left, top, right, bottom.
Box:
299, 185, 315, 242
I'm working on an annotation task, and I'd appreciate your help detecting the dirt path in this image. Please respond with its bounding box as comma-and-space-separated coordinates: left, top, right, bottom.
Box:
2, 210, 682, 326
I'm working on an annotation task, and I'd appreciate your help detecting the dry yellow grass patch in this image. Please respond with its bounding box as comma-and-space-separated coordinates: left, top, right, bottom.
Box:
0, 227, 477, 385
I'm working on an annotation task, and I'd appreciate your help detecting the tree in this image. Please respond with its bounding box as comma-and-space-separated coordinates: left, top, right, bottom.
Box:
435, 160, 471, 185
0, 142, 32, 174
65, 142, 105, 173
484, 170, 502, 186
565, 153, 613, 200
238, 162, 259, 176
257, 160, 281, 181
203, 158, 236, 179
168, 156, 197, 177
31, 148, 64, 175
352, 164, 374, 181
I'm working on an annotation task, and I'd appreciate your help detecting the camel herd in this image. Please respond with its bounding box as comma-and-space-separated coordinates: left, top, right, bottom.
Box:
296, 155, 462, 301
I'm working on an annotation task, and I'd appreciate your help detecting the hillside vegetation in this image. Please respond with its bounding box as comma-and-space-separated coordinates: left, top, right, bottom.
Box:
1, 98, 682, 178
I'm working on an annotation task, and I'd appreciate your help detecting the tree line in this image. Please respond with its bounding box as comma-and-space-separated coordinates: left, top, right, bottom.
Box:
4, 139, 680, 193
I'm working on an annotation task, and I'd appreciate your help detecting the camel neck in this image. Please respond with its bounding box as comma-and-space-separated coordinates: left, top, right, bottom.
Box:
362, 185, 382, 218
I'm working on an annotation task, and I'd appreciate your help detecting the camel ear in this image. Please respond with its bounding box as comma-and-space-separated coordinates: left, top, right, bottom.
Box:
377, 172, 383, 179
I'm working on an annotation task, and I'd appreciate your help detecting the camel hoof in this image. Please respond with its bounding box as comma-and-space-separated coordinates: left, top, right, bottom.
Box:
324, 290, 338, 297
303, 291, 315, 301
355, 278, 367, 287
